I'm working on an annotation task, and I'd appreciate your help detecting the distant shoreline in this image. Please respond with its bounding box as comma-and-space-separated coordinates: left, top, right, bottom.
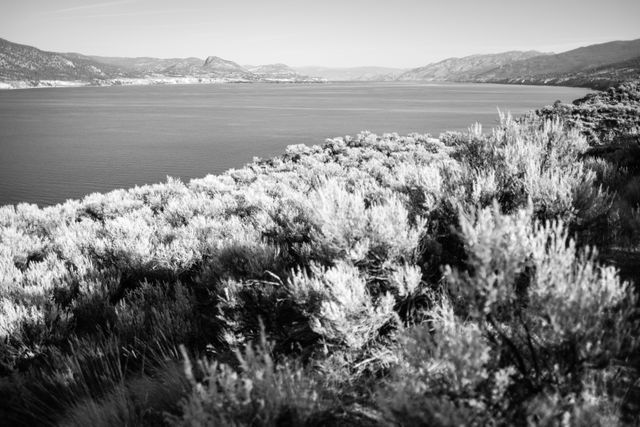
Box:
0, 79, 600, 92
0, 77, 327, 91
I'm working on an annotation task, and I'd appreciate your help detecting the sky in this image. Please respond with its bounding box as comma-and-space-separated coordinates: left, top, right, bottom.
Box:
2, 0, 640, 68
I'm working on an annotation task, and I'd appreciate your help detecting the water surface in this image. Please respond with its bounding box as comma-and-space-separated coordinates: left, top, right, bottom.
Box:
0, 82, 590, 206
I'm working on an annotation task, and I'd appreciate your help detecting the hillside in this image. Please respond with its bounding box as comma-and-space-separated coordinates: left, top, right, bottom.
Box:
88, 55, 205, 75
397, 51, 545, 81
476, 38, 640, 88
521, 55, 640, 90
0, 38, 320, 88
397, 38, 640, 89
0, 38, 130, 84
160, 55, 252, 78
249, 63, 294, 74
1, 81, 639, 425
249, 63, 303, 79
535, 79, 640, 143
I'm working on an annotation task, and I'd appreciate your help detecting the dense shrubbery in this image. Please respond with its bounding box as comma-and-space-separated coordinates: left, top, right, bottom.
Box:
536, 80, 640, 145
1, 82, 640, 425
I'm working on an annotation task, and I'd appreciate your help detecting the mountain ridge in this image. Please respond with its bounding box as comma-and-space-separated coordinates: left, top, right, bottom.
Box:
1, 36, 639, 89
397, 38, 640, 89
0, 38, 132, 84
477, 39, 640, 82
0, 37, 319, 88
398, 51, 546, 81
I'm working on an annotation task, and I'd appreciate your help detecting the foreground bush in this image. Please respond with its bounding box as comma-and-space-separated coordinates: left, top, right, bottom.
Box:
1, 81, 639, 425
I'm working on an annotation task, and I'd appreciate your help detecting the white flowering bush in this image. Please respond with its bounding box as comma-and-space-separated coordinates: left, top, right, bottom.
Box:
287, 262, 396, 350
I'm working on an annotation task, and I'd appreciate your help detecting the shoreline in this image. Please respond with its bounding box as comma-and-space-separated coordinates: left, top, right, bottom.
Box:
0, 78, 600, 92
0, 82, 592, 208
0, 76, 327, 91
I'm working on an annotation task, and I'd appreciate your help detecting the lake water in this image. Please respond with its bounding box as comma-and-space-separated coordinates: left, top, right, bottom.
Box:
0, 82, 589, 207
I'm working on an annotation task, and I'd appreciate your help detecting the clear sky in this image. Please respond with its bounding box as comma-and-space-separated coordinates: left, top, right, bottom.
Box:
2, 0, 640, 68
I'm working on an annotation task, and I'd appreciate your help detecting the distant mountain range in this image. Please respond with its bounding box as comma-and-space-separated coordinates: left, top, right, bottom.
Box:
0, 38, 319, 89
399, 39, 640, 89
293, 66, 406, 82
248, 63, 301, 79
470, 39, 640, 89
397, 51, 545, 81
1, 37, 639, 90
0, 38, 132, 84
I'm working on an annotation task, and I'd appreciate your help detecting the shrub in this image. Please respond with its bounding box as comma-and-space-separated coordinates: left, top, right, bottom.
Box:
2, 82, 640, 424
446, 203, 638, 420
287, 262, 397, 351
174, 337, 326, 426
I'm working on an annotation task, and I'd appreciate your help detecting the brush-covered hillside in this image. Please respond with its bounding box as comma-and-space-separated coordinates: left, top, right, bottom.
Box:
1, 82, 640, 426
536, 80, 640, 144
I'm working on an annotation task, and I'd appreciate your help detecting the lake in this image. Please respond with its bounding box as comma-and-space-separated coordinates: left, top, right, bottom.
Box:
0, 82, 590, 206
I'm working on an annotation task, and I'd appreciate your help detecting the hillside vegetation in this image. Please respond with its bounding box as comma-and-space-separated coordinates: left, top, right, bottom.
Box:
536, 80, 640, 144
1, 82, 640, 426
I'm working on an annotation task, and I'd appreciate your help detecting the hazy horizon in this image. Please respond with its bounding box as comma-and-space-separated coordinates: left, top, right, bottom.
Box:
2, 0, 640, 68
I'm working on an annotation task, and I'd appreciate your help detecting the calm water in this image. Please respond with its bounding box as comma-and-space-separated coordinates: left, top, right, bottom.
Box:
0, 82, 589, 206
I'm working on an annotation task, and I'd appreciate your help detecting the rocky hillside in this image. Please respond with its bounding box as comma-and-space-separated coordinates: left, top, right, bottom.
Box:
160, 55, 253, 79
501, 55, 640, 91
475, 38, 640, 88
397, 51, 545, 81
0, 38, 320, 88
399, 38, 640, 89
90, 55, 311, 81
248, 63, 303, 79
87, 55, 204, 75
479, 39, 640, 80
0, 38, 130, 83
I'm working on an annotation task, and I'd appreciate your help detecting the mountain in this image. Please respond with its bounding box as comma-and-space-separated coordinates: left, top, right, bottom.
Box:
2, 36, 639, 90
475, 39, 640, 87
87, 55, 204, 75
201, 56, 248, 74
294, 66, 406, 81
517, 56, 640, 91
89, 54, 253, 78
397, 51, 546, 81
249, 63, 294, 74
0, 38, 130, 84
248, 63, 317, 81
159, 55, 252, 78
249, 63, 296, 77
0, 37, 321, 88
479, 39, 640, 80
397, 39, 640, 89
